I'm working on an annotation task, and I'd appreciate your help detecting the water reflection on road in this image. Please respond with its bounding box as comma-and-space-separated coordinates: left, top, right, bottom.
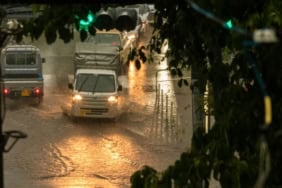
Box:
51, 132, 139, 187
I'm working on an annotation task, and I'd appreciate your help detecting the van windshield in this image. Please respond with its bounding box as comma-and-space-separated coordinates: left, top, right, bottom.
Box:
75, 73, 115, 93
6, 52, 37, 65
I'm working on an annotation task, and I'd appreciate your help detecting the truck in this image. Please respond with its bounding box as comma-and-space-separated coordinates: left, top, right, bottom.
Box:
67, 40, 124, 120
81, 29, 135, 68
0, 44, 45, 104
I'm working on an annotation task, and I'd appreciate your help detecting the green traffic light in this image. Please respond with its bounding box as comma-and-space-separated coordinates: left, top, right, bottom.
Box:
225, 19, 233, 29
87, 12, 95, 23
76, 11, 96, 32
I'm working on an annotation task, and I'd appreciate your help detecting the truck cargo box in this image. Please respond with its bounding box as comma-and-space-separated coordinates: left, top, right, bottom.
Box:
74, 42, 122, 74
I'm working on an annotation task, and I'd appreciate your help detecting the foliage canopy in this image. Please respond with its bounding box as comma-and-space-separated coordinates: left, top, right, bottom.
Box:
130, 0, 282, 187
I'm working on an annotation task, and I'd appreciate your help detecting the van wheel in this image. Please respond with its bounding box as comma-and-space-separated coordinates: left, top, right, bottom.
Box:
39, 96, 43, 103
111, 115, 121, 123
71, 116, 79, 123
37, 96, 43, 105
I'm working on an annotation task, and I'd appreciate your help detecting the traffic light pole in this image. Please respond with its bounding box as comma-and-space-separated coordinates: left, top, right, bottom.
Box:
0, 27, 8, 188
0, 103, 4, 188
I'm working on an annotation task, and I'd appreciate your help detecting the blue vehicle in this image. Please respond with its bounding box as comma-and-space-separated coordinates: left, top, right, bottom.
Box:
0, 44, 45, 104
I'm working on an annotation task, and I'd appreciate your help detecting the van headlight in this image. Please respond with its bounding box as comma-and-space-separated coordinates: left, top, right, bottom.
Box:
73, 94, 82, 101
108, 96, 118, 103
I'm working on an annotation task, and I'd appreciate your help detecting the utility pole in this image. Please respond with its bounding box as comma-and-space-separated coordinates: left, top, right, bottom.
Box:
0, 74, 5, 188
0, 9, 8, 187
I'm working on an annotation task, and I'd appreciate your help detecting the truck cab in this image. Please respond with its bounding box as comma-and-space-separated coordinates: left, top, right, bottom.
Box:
0, 44, 45, 104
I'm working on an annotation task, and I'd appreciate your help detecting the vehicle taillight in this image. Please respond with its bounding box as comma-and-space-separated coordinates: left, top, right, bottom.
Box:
3, 88, 10, 95
34, 88, 41, 95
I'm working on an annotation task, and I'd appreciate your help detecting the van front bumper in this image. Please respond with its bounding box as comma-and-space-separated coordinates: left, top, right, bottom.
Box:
70, 103, 120, 119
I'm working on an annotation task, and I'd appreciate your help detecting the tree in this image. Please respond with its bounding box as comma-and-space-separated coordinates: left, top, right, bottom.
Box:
130, 0, 282, 187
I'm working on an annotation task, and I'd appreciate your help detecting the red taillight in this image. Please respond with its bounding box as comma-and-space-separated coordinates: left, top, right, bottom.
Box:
3, 88, 10, 95
34, 88, 41, 95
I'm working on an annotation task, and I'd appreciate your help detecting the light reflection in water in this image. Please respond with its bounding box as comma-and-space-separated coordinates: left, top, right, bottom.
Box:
104, 142, 120, 161
51, 133, 137, 187
127, 60, 148, 106
156, 58, 173, 94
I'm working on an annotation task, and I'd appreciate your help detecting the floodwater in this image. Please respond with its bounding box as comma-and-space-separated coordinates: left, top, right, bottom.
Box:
2, 25, 193, 188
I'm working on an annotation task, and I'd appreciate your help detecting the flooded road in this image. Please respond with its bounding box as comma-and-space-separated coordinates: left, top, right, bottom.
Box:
2, 26, 192, 188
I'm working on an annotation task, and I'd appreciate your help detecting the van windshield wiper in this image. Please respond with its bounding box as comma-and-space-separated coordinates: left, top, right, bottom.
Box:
91, 75, 100, 93
78, 75, 91, 92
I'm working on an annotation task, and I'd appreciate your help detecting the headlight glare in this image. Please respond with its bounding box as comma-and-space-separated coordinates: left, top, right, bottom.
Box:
73, 94, 82, 101
128, 34, 136, 40
108, 96, 118, 103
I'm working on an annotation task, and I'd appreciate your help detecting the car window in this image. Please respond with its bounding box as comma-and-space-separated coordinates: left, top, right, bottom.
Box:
6, 52, 37, 65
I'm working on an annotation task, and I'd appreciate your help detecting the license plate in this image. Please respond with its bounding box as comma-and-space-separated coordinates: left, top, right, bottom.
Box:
80, 110, 84, 116
80, 109, 90, 116
21, 89, 31, 96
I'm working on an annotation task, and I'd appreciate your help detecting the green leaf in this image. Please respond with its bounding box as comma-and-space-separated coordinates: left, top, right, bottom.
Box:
58, 26, 72, 43
80, 30, 87, 42
135, 59, 141, 70
139, 49, 147, 63
178, 79, 183, 88
184, 79, 189, 86
129, 48, 137, 61
170, 68, 177, 76
15, 33, 23, 43
44, 22, 57, 44
88, 26, 96, 36
177, 68, 183, 77
30, 18, 44, 40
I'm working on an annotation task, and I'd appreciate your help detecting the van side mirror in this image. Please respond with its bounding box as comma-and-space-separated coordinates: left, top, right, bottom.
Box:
42, 58, 46, 63
68, 83, 73, 90
67, 75, 74, 90
118, 46, 123, 51
118, 85, 122, 91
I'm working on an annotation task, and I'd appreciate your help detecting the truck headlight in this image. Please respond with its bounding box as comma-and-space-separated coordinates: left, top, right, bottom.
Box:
108, 96, 118, 103
73, 94, 82, 101
128, 34, 136, 41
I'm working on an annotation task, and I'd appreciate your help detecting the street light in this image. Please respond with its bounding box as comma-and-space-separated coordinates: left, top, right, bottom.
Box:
1, 18, 23, 34
6, 19, 23, 30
